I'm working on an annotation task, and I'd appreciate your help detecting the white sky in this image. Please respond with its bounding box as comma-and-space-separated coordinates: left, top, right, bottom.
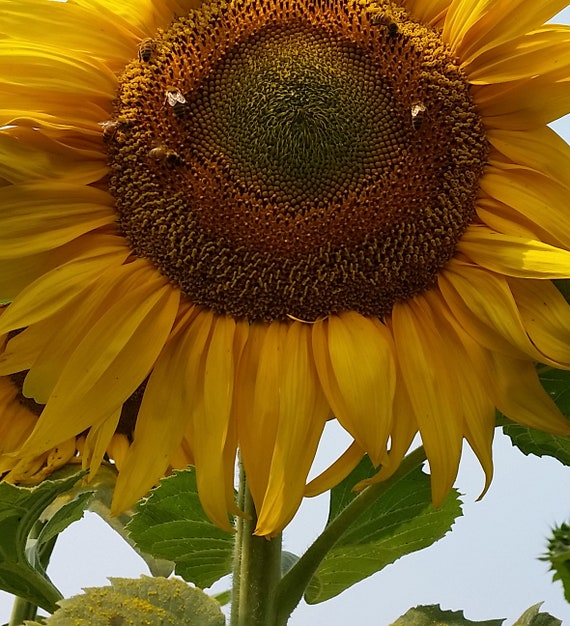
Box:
2, 5, 570, 625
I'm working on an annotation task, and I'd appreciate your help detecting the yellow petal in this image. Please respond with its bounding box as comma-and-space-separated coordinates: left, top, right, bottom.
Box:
0, 126, 106, 185
480, 166, 570, 249
20, 261, 179, 454
406, 0, 450, 27
111, 307, 201, 515
440, 261, 552, 363
452, 0, 569, 61
312, 312, 396, 465
473, 78, 570, 130
0, 183, 115, 258
464, 27, 570, 84
304, 441, 365, 498
0, 238, 129, 334
423, 291, 495, 497
476, 197, 545, 242
487, 126, 570, 191
236, 321, 288, 513
191, 314, 240, 532
3, 0, 140, 71
442, 0, 491, 54
458, 225, 570, 278
509, 278, 570, 368
391, 296, 463, 505
82, 408, 121, 477
490, 354, 570, 435
255, 322, 329, 537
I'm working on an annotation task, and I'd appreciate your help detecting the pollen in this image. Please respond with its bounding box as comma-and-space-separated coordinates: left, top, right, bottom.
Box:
108, 0, 488, 322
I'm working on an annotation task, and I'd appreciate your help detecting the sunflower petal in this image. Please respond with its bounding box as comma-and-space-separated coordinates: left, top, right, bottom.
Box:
509, 278, 570, 368
0, 183, 115, 258
464, 27, 570, 83
304, 441, 365, 497
490, 354, 570, 435
236, 322, 288, 513
480, 166, 570, 249
255, 322, 329, 536
458, 226, 570, 278
452, 0, 569, 61
0, 237, 129, 334
440, 261, 551, 363
487, 126, 570, 191
111, 308, 201, 515
391, 296, 463, 505
312, 312, 395, 465
19, 262, 179, 453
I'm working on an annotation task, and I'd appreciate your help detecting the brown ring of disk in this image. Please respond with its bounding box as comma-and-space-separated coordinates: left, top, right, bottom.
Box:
109, 0, 487, 322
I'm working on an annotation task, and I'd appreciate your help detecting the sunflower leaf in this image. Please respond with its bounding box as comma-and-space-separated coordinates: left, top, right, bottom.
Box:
543, 522, 570, 604
126, 469, 234, 589
389, 604, 504, 626
512, 603, 562, 626
304, 458, 462, 604
0, 470, 88, 613
24, 576, 225, 626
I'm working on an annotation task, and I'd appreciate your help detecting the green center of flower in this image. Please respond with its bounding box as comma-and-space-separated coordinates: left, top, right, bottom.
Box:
108, 0, 488, 322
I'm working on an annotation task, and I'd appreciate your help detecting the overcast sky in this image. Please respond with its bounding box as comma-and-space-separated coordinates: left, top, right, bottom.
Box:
1, 5, 570, 625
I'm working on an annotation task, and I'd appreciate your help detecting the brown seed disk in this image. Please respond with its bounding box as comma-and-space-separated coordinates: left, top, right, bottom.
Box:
109, 0, 488, 322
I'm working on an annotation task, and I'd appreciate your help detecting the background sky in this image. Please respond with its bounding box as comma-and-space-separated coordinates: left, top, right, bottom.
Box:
2, 5, 570, 625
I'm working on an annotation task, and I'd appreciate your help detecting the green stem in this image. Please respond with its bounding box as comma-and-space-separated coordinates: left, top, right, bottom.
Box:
230, 469, 282, 626
273, 446, 427, 624
9, 521, 58, 626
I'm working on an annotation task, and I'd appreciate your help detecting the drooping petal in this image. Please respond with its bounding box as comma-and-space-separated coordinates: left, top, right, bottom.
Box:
509, 278, 570, 368
111, 307, 201, 514
489, 354, 570, 435
391, 296, 463, 505
304, 441, 365, 497
440, 260, 557, 364
236, 321, 288, 514
255, 321, 329, 536
312, 312, 396, 466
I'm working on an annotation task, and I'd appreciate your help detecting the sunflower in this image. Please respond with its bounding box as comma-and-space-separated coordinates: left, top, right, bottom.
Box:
1, 0, 570, 538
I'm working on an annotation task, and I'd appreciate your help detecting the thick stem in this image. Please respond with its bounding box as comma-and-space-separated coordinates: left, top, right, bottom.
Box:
230, 469, 282, 626
273, 446, 427, 624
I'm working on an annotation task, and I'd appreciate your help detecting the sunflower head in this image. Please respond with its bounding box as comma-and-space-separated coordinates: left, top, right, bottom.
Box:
1, 0, 570, 536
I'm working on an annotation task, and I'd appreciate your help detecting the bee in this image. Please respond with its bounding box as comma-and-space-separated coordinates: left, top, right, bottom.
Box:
370, 12, 398, 37
410, 101, 427, 130
138, 38, 156, 63
98, 120, 119, 141
148, 145, 181, 166
386, 21, 399, 38
164, 88, 186, 107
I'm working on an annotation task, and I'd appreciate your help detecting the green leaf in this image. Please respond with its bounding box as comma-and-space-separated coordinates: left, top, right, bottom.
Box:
304, 458, 462, 604
0, 470, 89, 612
24, 576, 225, 626
127, 469, 234, 589
390, 605, 504, 626
512, 603, 562, 626
503, 367, 570, 464
543, 522, 570, 603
